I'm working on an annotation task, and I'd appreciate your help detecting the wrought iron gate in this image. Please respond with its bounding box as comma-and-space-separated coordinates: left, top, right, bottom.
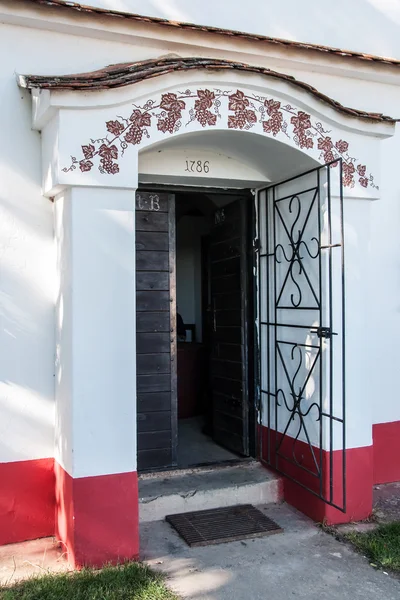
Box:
257, 160, 346, 511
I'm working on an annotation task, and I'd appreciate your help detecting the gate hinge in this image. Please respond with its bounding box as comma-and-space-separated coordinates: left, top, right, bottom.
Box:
314, 326, 338, 339
253, 238, 261, 253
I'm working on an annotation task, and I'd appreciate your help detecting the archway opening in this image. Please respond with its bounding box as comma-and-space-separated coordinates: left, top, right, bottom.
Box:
138, 129, 319, 189
135, 130, 319, 472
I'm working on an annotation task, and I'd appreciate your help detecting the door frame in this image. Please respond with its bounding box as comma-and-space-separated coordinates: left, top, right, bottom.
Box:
138, 184, 258, 468
168, 193, 178, 466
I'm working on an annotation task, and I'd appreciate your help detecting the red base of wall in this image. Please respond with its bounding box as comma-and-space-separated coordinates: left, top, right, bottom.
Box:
7, 421, 397, 557
55, 463, 139, 568
0, 458, 55, 545
373, 421, 400, 485
259, 426, 373, 524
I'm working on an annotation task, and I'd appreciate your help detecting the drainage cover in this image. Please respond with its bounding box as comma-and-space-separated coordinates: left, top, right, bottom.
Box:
166, 504, 283, 547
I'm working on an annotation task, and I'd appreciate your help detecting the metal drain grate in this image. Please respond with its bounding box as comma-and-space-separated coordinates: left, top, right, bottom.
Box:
166, 504, 283, 547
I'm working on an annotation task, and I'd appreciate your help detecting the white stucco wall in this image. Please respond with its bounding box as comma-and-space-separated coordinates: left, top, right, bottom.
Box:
55, 186, 137, 478
0, 5, 400, 471
0, 34, 55, 464
0, 22, 160, 465
368, 134, 400, 425
43, 0, 400, 60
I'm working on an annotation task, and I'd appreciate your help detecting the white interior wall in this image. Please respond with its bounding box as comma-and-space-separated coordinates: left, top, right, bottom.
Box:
176, 215, 210, 342
176, 218, 196, 333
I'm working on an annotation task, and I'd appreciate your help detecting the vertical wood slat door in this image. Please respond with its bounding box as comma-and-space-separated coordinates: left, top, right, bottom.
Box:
136, 191, 177, 472
209, 199, 250, 456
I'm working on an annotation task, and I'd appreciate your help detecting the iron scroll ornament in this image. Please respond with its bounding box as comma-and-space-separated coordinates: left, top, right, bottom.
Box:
258, 161, 346, 512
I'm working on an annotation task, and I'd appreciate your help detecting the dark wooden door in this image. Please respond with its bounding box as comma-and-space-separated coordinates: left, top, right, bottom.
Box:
209, 199, 250, 456
136, 191, 177, 471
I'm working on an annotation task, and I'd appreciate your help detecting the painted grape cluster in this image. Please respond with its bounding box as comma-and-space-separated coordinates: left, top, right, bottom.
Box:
63, 88, 377, 189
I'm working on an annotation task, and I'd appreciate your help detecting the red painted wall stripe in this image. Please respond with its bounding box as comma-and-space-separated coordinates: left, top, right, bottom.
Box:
0, 458, 55, 545
259, 426, 373, 524
373, 421, 400, 484
55, 463, 139, 568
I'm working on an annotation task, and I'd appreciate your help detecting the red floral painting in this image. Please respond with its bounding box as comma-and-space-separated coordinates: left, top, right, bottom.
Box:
63, 87, 377, 190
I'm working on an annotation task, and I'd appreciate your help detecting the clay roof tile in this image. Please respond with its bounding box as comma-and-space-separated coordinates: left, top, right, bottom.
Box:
18, 57, 398, 123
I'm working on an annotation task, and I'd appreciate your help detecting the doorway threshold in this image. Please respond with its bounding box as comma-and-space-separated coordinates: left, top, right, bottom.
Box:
139, 460, 283, 522
139, 456, 253, 479
177, 416, 242, 469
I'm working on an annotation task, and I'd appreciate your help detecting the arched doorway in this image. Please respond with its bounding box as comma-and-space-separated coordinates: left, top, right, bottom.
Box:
20, 58, 393, 566
134, 127, 346, 512
135, 130, 320, 473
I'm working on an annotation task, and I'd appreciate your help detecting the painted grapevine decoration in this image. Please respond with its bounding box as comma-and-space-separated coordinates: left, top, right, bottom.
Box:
63, 88, 377, 189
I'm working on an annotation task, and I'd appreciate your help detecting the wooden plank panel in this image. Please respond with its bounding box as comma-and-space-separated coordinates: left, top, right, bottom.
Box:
138, 448, 172, 471
137, 332, 170, 354
208, 428, 243, 455
214, 410, 244, 437
135, 191, 175, 471
137, 373, 171, 393
212, 376, 243, 399
137, 353, 171, 375
211, 219, 241, 241
214, 292, 241, 310
209, 237, 241, 262
209, 198, 249, 458
136, 231, 169, 252
136, 192, 169, 212
168, 194, 177, 467
135, 211, 168, 232
138, 430, 171, 450
217, 343, 242, 362
213, 327, 242, 344
136, 291, 169, 312
137, 392, 171, 412
136, 272, 169, 291
211, 256, 241, 278
213, 392, 244, 418
212, 272, 241, 293
137, 411, 171, 433
215, 309, 242, 327
136, 312, 170, 333
211, 359, 242, 381
136, 251, 169, 272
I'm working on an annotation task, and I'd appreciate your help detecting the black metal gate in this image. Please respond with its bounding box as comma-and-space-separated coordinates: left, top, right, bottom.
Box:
257, 160, 346, 511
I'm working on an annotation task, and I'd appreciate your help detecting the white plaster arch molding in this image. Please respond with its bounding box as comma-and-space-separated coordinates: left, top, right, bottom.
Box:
30, 68, 395, 198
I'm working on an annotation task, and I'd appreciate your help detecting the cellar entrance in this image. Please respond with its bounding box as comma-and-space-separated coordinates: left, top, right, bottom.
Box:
136, 188, 256, 471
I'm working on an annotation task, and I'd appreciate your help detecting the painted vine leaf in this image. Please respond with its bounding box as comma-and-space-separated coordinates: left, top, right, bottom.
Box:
62, 88, 377, 190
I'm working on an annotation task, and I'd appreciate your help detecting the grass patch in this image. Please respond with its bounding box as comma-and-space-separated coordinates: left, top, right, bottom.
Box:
0, 562, 178, 600
344, 521, 400, 572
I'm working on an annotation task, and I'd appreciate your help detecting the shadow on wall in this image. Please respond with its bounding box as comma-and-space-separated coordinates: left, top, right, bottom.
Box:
106, 0, 400, 58
0, 76, 56, 544
0, 202, 55, 542
0, 258, 55, 461
0, 77, 55, 463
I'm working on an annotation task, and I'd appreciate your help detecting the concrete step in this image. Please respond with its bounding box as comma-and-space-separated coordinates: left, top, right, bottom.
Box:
139, 460, 283, 522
